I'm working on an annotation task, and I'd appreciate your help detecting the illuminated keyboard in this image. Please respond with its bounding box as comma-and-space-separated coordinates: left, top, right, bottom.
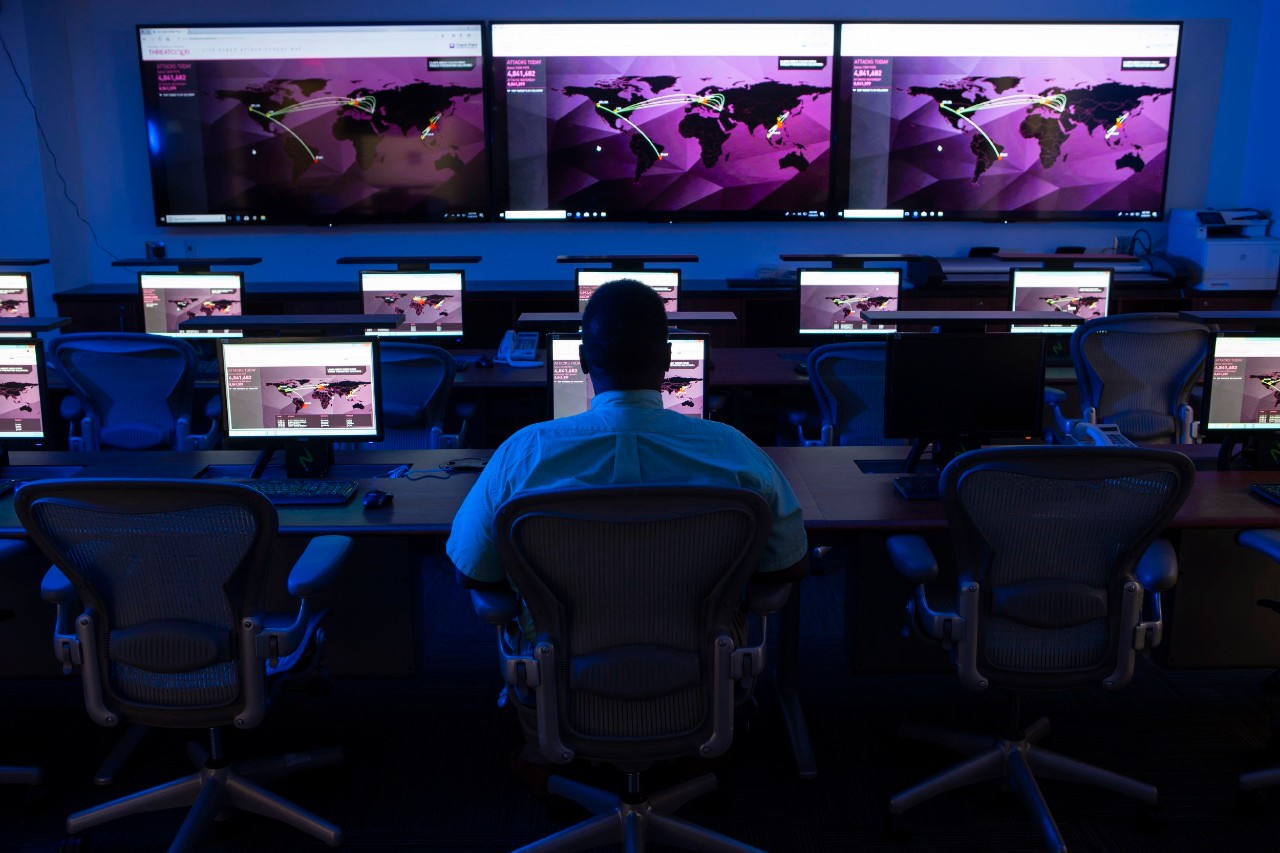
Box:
1249, 483, 1280, 508
893, 475, 941, 501
232, 478, 358, 506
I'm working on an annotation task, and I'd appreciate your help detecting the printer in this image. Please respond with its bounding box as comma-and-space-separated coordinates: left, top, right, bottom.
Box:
1168, 208, 1280, 291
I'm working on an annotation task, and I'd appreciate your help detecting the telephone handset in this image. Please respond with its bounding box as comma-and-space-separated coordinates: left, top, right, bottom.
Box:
1070, 422, 1137, 447
496, 330, 543, 368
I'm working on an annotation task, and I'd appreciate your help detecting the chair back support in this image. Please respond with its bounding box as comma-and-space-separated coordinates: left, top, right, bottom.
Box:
807, 341, 897, 446
941, 447, 1193, 691
494, 486, 771, 765
15, 480, 276, 728
371, 342, 455, 449
49, 333, 199, 450
1070, 313, 1210, 443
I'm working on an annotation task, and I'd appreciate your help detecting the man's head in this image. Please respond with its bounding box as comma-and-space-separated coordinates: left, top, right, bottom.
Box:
580, 279, 670, 393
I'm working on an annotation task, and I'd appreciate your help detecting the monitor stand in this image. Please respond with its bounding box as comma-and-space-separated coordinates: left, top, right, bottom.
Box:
249, 439, 334, 479
1217, 431, 1280, 472
904, 436, 979, 474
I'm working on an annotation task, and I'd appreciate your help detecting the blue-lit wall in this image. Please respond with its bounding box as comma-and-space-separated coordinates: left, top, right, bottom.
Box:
1, 0, 1276, 305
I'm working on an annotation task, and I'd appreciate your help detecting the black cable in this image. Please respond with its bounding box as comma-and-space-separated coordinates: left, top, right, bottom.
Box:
1131, 228, 1153, 257
0, 26, 120, 262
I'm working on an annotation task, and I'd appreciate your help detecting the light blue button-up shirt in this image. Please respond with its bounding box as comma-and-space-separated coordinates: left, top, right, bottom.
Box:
447, 390, 808, 584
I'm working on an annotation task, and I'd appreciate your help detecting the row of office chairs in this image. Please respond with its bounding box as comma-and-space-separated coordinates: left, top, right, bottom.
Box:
46, 333, 464, 452
800, 312, 1212, 447
9, 447, 1276, 852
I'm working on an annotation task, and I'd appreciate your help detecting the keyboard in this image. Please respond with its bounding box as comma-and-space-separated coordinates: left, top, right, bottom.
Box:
1249, 483, 1280, 508
893, 475, 941, 501
231, 479, 359, 506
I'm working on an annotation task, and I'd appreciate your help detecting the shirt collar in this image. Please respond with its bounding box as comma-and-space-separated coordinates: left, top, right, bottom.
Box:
590, 389, 663, 409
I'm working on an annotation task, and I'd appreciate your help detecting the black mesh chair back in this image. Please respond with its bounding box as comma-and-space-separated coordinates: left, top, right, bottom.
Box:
494, 486, 771, 766
1070, 313, 1210, 443
49, 332, 201, 450
806, 341, 897, 446
941, 447, 1194, 692
16, 480, 274, 729
371, 341, 456, 449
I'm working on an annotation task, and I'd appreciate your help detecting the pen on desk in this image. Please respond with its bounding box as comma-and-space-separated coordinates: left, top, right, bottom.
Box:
387, 464, 411, 479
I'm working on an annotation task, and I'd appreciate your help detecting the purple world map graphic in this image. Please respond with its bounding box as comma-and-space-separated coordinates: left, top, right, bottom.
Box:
881, 56, 1175, 215
538, 56, 833, 213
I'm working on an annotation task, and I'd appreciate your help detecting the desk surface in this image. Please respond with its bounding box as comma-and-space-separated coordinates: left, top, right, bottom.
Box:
0, 446, 1276, 537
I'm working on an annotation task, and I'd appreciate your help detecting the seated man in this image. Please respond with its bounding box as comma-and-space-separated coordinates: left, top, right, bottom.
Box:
447, 278, 807, 592
446, 279, 808, 766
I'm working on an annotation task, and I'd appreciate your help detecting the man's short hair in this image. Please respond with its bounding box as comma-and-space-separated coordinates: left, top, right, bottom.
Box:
581, 279, 668, 373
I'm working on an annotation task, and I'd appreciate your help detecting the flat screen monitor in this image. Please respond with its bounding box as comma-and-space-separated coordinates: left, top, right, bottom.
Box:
548, 333, 708, 418
1203, 336, 1280, 433
137, 23, 488, 226
798, 268, 901, 336
575, 269, 680, 313
1010, 268, 1112, 333
837, 21, 1180, 222
884, 333, 1045, 439
0, 341, 46, 442
219, 338, 381, 441
491, 22, 836, 222
0, 273, 33, 340
139, 271, 244, 337
360, 270, 465, 338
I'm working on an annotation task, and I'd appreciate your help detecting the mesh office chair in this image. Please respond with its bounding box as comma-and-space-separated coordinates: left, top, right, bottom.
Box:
885, 447, 1194, 853
49, 332, 219, 451
470, 486, 789, 853
17, 479, 351, 852
1230, 528, 1280, 795
1046, 313, 1211, 444
356, 341, 462, 450
801, 341, 901, 447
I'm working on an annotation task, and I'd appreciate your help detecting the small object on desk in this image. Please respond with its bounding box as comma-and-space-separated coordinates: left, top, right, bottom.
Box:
0, 479, 17, 498
362, 489, 393, 509
476, 355, 493, 368
794, 361, 808, 377
454, 358, 470, 372
1248, 483, 1280, 507
232, 479, 358, 506
445, 458, 488, 472
893, 475, 941, 501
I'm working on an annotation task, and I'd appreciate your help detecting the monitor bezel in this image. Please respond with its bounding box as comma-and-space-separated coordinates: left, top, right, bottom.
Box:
217, 336, 384, 444
138, 270, 246, 338
489, 19, 838, 224
883, 331, 1046, 439
832, 19, 1183, 224
0, 339, 49, 444
136, 21, 492, 228
573, 268, 683, 313
1008, 266, 1115, 334
546, 330, 710, 419
358, 268, 468, 340
796, 266, 904, 337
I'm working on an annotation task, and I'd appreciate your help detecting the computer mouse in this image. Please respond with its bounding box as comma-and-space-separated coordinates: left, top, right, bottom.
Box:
476, 355, 494, 368
362, 489, 392, 509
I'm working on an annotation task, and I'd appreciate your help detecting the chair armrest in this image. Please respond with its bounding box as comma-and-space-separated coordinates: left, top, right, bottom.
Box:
745, 579, 792, 614
41, 566, 75, 605
471, 587, 519, 626
1044, 386, 1067, 407
287, 535, 352, 598
1237, 528, 1280, 564
886, 535, 938, 585
1135, 539, 1177, 593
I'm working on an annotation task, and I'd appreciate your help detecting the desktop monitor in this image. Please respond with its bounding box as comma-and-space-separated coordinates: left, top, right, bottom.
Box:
1202, 336, 1280, 433
491, 21, 835, 222
836, 21, 1180, 222
218, 338, 382, 442
548, 333, 708, 418
1010, 268, 1112, 334
0, 341, 47, 447
137, 23, 488, 226
575, 269, 679, 313
139, 271, 244, 337
360, 270, 465, 338
798, 268, 901, 336
0, 273, 33, 340
884, 333, 1045, 443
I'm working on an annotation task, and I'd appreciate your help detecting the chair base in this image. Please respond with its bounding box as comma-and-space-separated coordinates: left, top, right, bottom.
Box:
67, 742, 343, 853
1240, 765, 1280, 792
515, 773, 764, 853
890, 717, 1157, 853
0, 765, 42, 785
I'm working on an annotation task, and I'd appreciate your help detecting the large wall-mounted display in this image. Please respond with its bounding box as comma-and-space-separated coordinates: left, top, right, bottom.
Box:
137, 23, 489, 226
490, 22, 836, 222
836, 21, 1181, 222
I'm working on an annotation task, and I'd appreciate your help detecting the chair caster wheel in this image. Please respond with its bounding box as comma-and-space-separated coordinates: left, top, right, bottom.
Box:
886, 813, 911, 842
58, 834, 86, 853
